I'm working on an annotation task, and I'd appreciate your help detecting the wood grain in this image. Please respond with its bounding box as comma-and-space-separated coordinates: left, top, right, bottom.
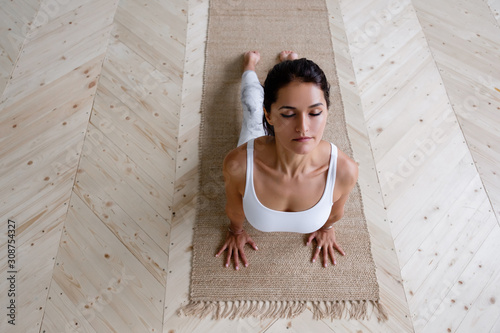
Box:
0, 0, 498, 331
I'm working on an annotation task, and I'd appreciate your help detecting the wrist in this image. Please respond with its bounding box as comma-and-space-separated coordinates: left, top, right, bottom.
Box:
228, 226, 244, 235
320, 224, 334, 231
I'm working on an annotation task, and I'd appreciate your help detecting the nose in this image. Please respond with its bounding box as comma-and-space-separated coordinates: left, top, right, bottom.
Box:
296, 114, 309, 134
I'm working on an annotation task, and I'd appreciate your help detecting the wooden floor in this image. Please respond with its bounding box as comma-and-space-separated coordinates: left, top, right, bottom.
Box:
1, 0, 499, 332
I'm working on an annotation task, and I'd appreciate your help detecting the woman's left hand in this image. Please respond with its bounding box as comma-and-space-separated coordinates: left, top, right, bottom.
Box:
306, 226, 345, 267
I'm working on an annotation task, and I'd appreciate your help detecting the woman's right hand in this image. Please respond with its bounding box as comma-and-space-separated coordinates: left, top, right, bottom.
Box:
215, 229, 258, 270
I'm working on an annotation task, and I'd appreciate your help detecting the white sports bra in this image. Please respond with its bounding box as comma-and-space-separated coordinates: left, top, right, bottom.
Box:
242, 139, 338, 233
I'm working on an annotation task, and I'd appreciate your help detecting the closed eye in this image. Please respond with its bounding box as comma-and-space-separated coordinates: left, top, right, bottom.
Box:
279, 110, 323, 118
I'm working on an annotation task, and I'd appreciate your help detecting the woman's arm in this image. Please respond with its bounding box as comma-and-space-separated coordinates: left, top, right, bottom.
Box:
223, 147, 247, 232
307, 150, 359, 267
215, 146, 258, 270
322, 150, 359, 229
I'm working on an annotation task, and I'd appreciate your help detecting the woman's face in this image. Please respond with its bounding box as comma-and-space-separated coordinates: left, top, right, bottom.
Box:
266, 81, 328, 155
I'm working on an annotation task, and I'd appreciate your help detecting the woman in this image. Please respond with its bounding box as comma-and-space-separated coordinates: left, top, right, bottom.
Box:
215, 50, 358, 270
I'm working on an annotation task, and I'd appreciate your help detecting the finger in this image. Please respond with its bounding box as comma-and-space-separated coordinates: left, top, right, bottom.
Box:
233, 248, 240, 270
328, 246, 337, 265
333, 242, 345, 256
225, 248, 232, 268
215, 243, 227, 257
312, 245, 321, 263
306, 233, 315, 246
240, 248, 249, 267
322, 247, 328, 267
248, 239, 259, 251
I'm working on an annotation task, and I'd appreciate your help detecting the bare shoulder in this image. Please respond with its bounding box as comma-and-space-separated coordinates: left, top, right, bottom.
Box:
336, 149, 359, 189
223, 143, 247, 185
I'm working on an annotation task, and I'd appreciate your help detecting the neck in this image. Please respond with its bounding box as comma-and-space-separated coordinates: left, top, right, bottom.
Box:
273, 138, 316, 178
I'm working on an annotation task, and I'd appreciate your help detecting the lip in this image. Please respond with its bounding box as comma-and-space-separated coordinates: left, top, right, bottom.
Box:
292, 137, 313, 142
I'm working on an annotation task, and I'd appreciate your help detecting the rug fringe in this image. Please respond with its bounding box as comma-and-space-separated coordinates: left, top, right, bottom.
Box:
312, 300, 388, 322
178, 300, 388, 321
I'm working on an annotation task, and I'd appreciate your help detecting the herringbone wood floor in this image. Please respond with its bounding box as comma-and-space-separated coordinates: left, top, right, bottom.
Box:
1, 0, 499, 332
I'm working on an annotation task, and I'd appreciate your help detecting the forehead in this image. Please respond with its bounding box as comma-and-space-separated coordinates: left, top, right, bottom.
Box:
275, 81, 326, 105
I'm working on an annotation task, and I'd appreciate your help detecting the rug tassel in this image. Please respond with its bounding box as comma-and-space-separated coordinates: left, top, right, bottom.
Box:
222, 302, 235, 319
272, 301, 285, 318
178, 301, 215, 319
236, 300, 250, 319
179, 299, 386, 321
312, 301, 325, 320
241, 300, 256, 318
268, 301, 280, 319
231, 300, 250, 319
255, 301, 265, 317
348, 300, 357, 319
206, 302, 216, 318
262, 301, 275, 319
288, 301, 296, 318
354, 300, 368, 320
296, 301, 307, 317
228, 301, 238, 320
373, 300, 389, 322
289, 301, 305, 318
326, 301, 334, 319
361, 300, 368, 320
331, 301, 341, 320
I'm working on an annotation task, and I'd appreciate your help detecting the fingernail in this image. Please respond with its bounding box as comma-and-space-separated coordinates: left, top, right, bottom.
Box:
236, 266, 239, 270
245, 263, 248, 267
215, 254, 218, 257
225, 264, 228, 268
312, 259, 315, 263
334, 261, 337, 265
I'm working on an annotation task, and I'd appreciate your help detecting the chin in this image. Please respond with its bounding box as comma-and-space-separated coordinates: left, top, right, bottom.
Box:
290, 140, 318, 154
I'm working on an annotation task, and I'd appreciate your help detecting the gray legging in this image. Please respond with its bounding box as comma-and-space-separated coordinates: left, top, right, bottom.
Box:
237, 70, 266, 146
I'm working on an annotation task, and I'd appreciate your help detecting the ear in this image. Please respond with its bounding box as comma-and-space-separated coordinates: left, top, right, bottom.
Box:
264, 107, 273, 125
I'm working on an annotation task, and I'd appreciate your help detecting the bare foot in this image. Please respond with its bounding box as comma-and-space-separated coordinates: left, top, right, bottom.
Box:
243, 51, 261, 72
279, 50, 298, 62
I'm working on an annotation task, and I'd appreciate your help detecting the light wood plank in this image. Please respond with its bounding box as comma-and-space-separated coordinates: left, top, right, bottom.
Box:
87, 106, 172, 219
84, 123, 171, 250
395, 166, 484, 267
423, 222, 500, 332
1, 0, 116, 107
0, 0, 39, 94
489, 314, 500, 333
487, 0, 500, 25
41, 280, 97, 333
0, 0, 118, 330
41, 0, 186, 330
328, 0, 413, 331
74, 154, 168, 285
46, 194, 164, 332
90, 90, 176, 194
1, 0, 498, 331
413, 0, 500, 222
340, 0, 499, 332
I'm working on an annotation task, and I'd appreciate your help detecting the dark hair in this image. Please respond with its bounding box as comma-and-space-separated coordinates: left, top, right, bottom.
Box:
262, 58, 330, 136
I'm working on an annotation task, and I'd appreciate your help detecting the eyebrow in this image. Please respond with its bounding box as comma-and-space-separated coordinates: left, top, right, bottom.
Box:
278, 103, 324, 110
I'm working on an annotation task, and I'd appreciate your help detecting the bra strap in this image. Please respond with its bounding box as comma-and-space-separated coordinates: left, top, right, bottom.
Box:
244, 139, 254, 198
327, 143, 338, 204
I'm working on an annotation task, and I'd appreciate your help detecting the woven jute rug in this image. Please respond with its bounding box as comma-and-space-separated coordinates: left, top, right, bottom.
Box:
179, 0, 387, 321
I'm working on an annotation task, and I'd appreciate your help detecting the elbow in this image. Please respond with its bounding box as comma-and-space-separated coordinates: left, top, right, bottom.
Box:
331, 209, 344, 223
225, 205, 246, 223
